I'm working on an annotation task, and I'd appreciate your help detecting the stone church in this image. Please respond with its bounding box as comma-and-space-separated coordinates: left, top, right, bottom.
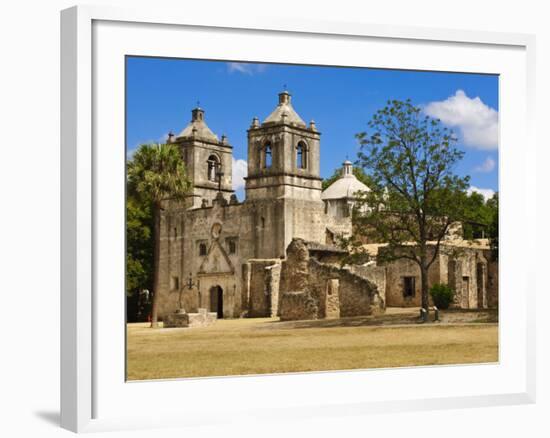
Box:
157, 90, 497, 324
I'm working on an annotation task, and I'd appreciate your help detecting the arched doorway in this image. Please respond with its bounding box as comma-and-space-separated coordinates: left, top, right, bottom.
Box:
209, 286, 224, 318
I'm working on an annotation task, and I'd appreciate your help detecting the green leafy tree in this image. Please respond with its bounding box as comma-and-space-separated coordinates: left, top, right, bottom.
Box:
487, 192, 498, 258
127, 143, 191, 327
354, 99, 470, 310
126, 194, 153, 322
322, 165, 375, 190
462, 191, 497, 239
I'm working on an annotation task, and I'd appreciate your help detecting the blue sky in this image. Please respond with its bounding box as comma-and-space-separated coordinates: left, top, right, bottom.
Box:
126, 57, 499, 201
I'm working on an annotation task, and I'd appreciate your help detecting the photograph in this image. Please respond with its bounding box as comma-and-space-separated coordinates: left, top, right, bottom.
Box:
125, 57, 499, 381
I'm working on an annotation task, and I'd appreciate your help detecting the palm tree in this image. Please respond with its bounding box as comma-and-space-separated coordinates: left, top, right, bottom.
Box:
127, 143, 191, 328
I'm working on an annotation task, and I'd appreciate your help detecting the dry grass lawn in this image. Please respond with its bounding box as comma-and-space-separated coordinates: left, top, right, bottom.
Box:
127, 316, 498, 381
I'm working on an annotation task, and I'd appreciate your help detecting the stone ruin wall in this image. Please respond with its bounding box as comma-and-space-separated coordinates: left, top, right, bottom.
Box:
278, 239, 384, 321
307, 258, 384, 318
381, 245, 497, 310
383, 257, 434, 307
348, 264, 387, 306
278, 291, 319, 321
242, 259, 282, 317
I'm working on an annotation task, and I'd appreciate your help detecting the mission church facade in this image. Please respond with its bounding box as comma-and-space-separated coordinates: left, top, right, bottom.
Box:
156, 91, 497, 322
157, 91, 368, 319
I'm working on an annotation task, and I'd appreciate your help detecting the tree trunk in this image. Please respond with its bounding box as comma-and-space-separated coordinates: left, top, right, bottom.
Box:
150, 203, 162, 328
420, 261, 430, 312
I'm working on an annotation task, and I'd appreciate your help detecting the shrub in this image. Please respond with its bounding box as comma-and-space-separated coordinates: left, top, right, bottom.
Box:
429, 283, 454, 309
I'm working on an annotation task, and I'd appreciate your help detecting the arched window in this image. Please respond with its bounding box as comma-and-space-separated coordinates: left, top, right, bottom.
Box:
296, 141, 307, 169
207, 155, 220, 182
263, 143, 272, 169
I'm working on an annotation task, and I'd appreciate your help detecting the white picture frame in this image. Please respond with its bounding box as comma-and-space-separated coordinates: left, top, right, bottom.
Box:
60, 4, 536, 433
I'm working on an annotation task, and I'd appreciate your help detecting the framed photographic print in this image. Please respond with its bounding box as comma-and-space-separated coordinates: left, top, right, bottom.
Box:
61, 4, 536, 433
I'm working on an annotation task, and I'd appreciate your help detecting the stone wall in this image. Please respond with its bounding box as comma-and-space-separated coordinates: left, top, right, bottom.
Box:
484, 250, 499, 308
279, 292, 319, 321
349, 263, 387, 305
156, 190, 332, 320
446, 249, 489, 309
384, 256, 430, 307
156, 194, 321, 319
243, 259, 281, 317
308, 259, 383, 318
156, 199, 255, 320
381, 244, 492, 309
278, 238, 383, 321
279, 238, 310, 294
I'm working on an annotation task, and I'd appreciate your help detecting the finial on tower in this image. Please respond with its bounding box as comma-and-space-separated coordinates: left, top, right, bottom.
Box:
191, 104, 205, 122
278, 89, 291, 105
343, 159, 353, 176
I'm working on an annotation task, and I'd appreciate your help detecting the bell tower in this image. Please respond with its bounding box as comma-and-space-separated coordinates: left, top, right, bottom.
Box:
245, 91, 322, 201
245, 91, 325, 259
169, 106, 233, 208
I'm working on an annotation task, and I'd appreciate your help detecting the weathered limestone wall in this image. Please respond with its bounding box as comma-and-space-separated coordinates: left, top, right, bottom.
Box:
384, 257, 431, 307
268, 263, 282, 317
246, 198, 287, 259
156, 195, 330, 320
279, 239, 310, 294
324, 214, 353, 242
279, 292, 319, 321
349, 264, 387, 305
382, 245, 491, 309
447, 249, 489, 309
325, 279, 341, 319
484, 250, 499, 308
157, 199, 256, 320
244, 259, 281, 317
284, 199, 329, 251
278, 239, 383, 321
308, 259, 383, 318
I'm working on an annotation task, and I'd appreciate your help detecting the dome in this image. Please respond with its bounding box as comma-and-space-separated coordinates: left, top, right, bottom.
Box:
321, 161, 370, 200
262, 91, 306, 127
176, 107, 219, 142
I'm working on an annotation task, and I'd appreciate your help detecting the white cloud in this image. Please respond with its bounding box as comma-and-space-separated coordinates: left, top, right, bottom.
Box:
474, 156, 496, 173
424, 90, 498, 150
227, 62, 268, 75
468, 185, 495, 201
232, 157, 247, 191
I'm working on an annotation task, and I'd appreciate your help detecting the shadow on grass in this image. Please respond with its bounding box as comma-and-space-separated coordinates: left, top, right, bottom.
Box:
259, 309, 498, 330
261, 314, 420, 330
